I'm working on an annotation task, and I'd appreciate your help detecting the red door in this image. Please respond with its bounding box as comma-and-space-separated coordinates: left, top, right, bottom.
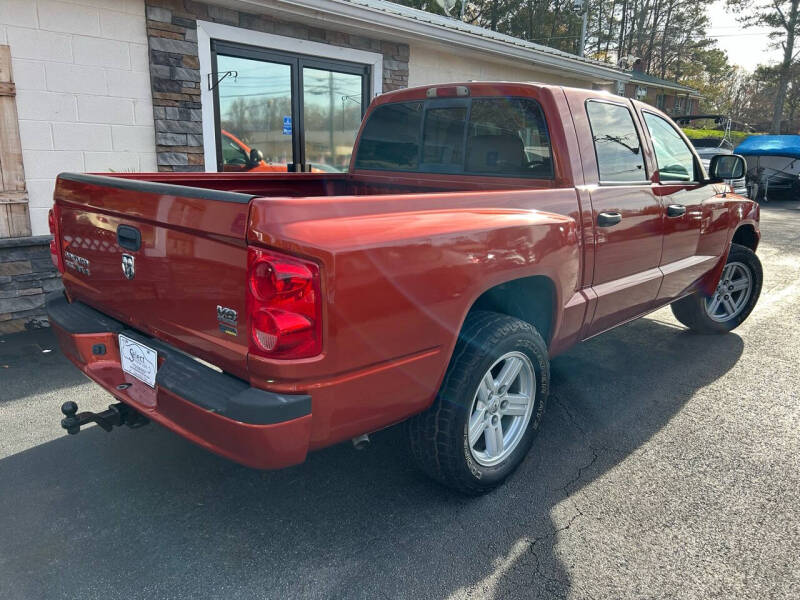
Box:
586, 185, 664, 335
635, 108, 724, 302
568, 96, 665, 337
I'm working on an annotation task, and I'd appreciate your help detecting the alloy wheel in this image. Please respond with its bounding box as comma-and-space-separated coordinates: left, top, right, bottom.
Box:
705, 261, 753, 322
467, 351, 536, 467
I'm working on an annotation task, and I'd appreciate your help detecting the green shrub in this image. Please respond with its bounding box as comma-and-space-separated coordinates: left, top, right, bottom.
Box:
680, 127, 753, 146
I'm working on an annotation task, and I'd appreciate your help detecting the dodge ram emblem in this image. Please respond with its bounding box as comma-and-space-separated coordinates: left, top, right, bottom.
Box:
121, 253, 135, 280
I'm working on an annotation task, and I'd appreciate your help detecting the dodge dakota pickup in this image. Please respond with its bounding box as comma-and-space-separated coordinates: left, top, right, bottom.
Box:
47, 82, 761, 494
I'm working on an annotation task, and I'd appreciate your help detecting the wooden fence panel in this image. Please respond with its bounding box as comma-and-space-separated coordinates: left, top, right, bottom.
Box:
0, 44, 31, 238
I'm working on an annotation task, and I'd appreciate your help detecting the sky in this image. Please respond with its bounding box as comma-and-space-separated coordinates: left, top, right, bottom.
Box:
706, 0, 782, 72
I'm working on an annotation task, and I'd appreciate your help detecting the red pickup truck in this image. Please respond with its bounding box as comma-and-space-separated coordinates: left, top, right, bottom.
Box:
47, 83, 761, 494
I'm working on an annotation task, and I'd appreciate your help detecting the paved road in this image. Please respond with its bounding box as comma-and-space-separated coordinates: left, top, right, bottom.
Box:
1, 202, 798, 600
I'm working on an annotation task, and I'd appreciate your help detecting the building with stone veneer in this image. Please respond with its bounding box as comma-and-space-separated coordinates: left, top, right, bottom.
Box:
0, 0, 693, 333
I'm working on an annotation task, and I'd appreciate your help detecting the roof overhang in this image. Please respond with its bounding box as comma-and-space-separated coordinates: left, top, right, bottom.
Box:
631, 75, 699, 96
212, 0, 630, 85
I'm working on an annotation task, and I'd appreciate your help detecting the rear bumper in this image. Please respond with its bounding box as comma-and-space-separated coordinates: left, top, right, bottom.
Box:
46, 292, 312, 469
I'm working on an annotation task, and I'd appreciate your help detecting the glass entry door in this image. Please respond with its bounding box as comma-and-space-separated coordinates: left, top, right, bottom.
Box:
216, 54, 293, 171
211, 41, 370, 173
302, 68, 365, 171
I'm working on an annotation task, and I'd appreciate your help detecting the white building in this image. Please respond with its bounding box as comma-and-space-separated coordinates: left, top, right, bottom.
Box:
0, 0, 631, 332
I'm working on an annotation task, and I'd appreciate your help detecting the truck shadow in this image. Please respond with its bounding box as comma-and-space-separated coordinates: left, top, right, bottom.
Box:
0, 316, 743, 600
0, 329, 91, 404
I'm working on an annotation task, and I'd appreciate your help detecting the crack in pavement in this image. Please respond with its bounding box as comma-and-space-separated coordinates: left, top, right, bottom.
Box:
550, 392, 628, 457
521, 444, 600, 596
525, 502, 584, 598
512, 394, 612, 595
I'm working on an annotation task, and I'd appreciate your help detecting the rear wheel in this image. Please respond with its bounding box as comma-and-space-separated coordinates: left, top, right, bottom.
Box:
671, 243, 762, 333
406, 311, 549, 495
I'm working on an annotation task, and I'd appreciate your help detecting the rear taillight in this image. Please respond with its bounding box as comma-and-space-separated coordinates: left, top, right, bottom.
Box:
48, 207, 64, 273
246, 247, 322, 359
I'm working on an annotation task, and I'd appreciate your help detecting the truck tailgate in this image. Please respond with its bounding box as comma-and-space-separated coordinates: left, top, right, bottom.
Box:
54, 173, 254, 379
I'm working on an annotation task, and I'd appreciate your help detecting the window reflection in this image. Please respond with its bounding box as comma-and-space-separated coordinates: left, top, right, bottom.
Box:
216, 55, 293, 172
303, 68, 363, 172
586, 101, 647, 182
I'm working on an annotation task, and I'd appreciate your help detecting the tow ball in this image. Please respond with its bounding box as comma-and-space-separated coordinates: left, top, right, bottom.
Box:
60, 401, 149, 435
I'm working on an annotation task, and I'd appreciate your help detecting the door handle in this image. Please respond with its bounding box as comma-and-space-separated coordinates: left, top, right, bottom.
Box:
117, 225, 142, 251
597, 211, 622, 227
667, 204, 686, 218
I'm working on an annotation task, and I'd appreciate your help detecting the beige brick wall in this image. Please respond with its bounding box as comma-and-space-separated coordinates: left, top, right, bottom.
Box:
0, 0, 157, 237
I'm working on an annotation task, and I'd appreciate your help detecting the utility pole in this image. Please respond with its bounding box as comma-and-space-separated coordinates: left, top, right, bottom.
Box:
573, 0, 588, 58
579, 8, 588, 57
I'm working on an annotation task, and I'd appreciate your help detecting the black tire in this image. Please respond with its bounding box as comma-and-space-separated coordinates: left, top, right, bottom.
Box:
791, 178, 800, 201
406, 311, 549, 495
671, 243, 762, 334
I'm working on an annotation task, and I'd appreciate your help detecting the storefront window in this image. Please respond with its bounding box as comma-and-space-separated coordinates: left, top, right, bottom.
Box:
216, 54, 293, 172
302, 68, 365, 171
212, 41, 370, 173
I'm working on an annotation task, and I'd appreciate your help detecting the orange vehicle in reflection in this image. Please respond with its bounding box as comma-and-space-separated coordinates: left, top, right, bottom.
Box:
221, 130, 340, 173
220, 129, 287, 172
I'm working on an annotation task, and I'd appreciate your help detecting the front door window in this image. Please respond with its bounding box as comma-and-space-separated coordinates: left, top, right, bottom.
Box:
642, 112, 697, 182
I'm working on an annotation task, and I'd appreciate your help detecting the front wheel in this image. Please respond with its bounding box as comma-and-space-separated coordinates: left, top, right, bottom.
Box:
671, 243, 762, 334
406, 311, 549, 495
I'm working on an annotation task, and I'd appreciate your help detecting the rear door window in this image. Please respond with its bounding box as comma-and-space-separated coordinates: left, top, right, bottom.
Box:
586, 100, 648, 183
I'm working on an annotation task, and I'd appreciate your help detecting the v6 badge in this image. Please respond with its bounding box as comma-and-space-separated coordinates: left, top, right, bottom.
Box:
217, 305, 238, 336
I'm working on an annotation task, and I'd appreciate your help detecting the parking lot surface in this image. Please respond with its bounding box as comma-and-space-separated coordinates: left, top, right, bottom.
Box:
1, 201, 798, 600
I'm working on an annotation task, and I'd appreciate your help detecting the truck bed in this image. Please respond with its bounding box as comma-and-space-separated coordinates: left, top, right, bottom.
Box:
103, 170, 555, 198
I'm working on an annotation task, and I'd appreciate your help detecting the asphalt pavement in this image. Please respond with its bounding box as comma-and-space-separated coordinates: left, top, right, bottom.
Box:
0, 201, 798, 600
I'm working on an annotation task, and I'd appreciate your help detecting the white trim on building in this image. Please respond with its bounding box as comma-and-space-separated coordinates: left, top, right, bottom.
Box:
196, 19, 383, 172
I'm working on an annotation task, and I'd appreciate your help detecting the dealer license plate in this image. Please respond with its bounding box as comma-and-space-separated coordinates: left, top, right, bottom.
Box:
119, 334, 158, 388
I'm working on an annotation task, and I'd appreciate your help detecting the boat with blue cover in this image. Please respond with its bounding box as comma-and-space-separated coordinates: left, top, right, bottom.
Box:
735, 135, 800, 200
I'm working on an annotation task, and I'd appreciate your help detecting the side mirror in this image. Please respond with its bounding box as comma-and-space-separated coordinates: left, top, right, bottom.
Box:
708, 154, 746, 181
248, 148, 264, 166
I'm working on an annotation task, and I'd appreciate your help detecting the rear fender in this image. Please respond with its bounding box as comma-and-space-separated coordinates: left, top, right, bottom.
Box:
246, 204, 580, 445
252, 205, 580, 374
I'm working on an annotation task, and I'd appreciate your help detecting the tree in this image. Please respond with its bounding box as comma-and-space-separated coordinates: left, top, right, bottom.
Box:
727, 0, 800, 133
744, 62, 800, 130
395, 0, 732, 111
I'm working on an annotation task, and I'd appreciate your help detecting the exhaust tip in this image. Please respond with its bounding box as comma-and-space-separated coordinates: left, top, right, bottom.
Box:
351, 434, 370, 450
